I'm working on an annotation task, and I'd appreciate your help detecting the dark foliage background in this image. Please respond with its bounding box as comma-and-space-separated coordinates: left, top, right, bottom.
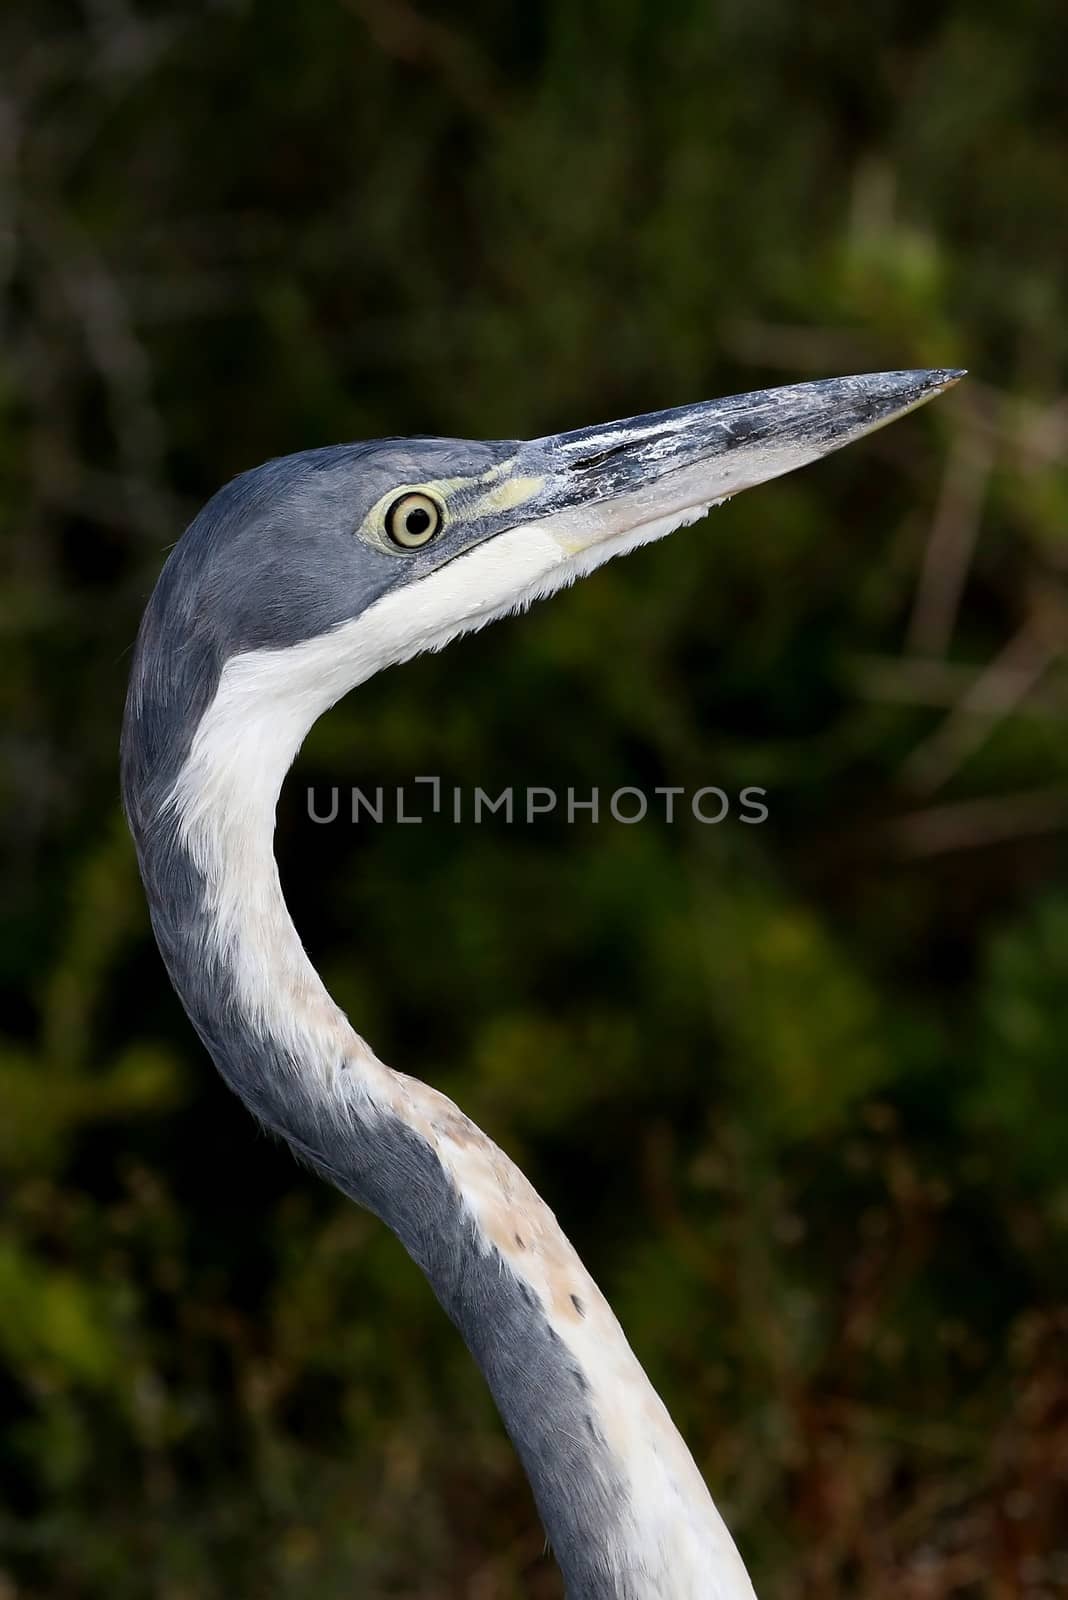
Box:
2, 2, 1067, 1596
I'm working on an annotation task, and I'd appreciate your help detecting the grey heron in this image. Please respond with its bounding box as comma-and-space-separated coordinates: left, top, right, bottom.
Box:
121, 369, 962, 1599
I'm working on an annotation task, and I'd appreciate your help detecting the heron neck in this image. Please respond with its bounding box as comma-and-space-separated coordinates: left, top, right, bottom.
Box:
123, 649, 756, 1600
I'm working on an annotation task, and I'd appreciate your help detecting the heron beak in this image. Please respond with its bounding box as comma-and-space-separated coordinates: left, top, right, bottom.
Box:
517, 369, 964, 556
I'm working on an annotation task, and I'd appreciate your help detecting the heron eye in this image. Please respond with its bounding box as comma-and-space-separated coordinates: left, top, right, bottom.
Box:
385, 492, 443, 549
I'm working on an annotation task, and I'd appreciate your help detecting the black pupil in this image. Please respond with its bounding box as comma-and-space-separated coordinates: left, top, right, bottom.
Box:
404, 506, 431, 537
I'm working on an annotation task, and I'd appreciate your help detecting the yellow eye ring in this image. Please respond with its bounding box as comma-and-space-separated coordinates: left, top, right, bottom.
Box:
385, 492, 443, 549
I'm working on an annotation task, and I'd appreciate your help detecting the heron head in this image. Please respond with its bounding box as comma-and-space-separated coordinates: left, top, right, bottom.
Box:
166, 370, 961, 678
128, 369, 962, 799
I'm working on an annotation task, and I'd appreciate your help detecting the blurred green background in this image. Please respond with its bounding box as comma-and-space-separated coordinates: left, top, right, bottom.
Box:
2, 1, 1066, 1596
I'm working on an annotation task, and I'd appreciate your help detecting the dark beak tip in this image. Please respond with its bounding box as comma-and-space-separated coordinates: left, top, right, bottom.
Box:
862, 366, 966, 419
925, 366, 968, 387
878, 367, 966, 396
900, 367, 967, 404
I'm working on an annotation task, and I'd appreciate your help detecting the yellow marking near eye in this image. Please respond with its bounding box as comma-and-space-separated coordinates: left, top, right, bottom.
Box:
473, 456, 517, 487
425, 475, 475, 495
469, 475, 545, 518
